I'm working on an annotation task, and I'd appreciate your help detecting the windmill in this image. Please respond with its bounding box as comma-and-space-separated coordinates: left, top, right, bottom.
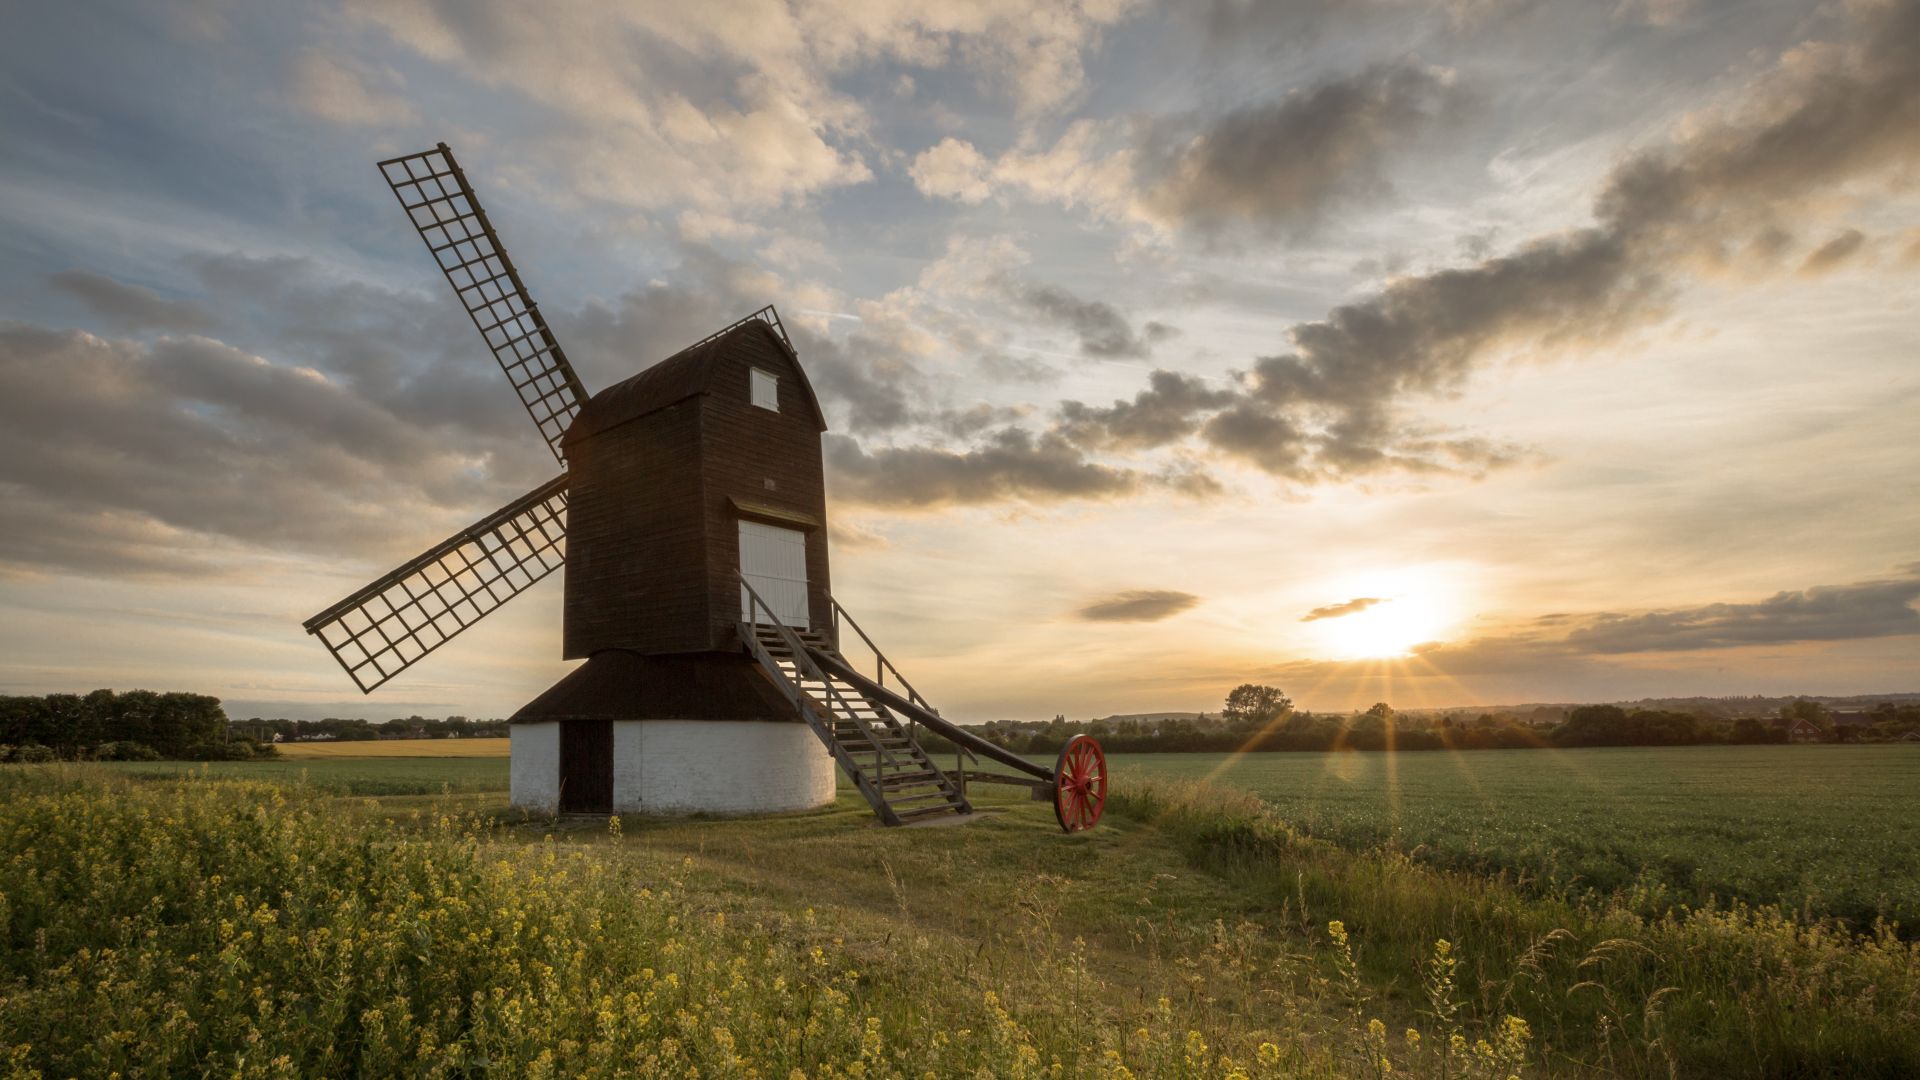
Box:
304, 143, 1106, 831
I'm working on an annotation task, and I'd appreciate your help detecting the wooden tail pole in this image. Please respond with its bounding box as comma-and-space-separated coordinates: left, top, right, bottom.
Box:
802, 644, 1107, 833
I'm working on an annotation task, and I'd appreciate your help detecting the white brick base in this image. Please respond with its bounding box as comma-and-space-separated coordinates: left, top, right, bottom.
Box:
509, 720, 836, 815
509, 722, 561, 812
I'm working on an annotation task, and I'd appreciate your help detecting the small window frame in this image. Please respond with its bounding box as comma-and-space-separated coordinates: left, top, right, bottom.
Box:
749, 367, 780, 412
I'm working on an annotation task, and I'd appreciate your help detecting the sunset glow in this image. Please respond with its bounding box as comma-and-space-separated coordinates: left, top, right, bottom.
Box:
1308, 571, 1464, 660
0, 2, 1915, 721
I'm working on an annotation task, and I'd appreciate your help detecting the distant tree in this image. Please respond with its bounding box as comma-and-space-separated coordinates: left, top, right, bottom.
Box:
1781, 699, 1831, 727
1222, 684, 1292, 727
1552, 704, 1632, 747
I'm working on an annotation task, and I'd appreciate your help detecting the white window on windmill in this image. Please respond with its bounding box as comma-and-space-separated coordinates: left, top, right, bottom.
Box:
750, 367, 779, 412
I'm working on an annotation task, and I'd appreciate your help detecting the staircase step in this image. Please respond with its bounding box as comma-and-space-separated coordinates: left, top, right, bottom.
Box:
878, 771, 939, 789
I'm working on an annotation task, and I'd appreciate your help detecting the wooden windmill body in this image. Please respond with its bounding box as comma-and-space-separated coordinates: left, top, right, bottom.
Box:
304, 143, 1107, 830
515, 317, 840, 815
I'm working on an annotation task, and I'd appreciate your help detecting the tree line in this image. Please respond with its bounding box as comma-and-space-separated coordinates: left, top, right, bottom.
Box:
0, 690, 272, 762
229, 716, 510, 744
944, 686, 1920, 757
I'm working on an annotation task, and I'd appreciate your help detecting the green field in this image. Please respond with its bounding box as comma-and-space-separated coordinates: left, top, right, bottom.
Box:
1118, 746, 1920, 929
13, 758, 1920, 1077
103, 755, 510, 795
107, 744, 1920, 928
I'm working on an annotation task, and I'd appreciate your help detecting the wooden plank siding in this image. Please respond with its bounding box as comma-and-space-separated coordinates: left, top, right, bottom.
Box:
561, 398, 712, 657
698, 328, 831, 647
560, 320, 831, 659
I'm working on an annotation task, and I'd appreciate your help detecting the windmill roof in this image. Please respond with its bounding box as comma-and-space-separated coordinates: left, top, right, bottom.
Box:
562, 314, 826, 446
509, 650, 804, 723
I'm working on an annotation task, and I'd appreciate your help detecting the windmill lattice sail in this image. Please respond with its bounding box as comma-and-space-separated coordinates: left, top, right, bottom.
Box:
378, 144, 588, 464
303, 476, 569, 692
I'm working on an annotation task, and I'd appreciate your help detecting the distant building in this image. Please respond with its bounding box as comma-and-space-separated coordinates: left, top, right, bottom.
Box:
1787, 717, 1826, 743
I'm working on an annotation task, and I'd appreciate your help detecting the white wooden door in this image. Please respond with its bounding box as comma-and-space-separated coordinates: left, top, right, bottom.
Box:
739, 520, 809, 627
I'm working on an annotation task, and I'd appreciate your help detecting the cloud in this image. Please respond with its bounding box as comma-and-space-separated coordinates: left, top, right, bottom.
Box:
909, 137, 993, 203
1134, 61, 1473, 236
1077, 589, 1200, 622
1248, 568, 1920, 706
892, 1, 1920, 496
1562, 574, 1920, 654
289, 50, 417, 127
823, 428, 1147, 508
1302, 596, 1387, 622
47, 271, 216, 334
1799, 229, 1868, 275
348, 0, 1142, 214
1005, 281, 1175, 358
914, 60, 1471, 236
553, 242, 931, 434
1114, 0, 1920, 484
1205, 226, 1664, 478
0, 321, 534, 577
1056, 369, 1235, 451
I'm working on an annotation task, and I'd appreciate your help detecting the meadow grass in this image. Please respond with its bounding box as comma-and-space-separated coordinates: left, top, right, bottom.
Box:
275, 737, 510, 759
97, 756, 510, 796
1111, 779, 1920, 1079
1117, 746, 1920, 931
3, 764, 1915, 1077
0, 767, 1516, 1079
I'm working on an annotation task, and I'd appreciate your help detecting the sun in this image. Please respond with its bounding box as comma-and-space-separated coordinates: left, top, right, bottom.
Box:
1310, 570, 1462, 660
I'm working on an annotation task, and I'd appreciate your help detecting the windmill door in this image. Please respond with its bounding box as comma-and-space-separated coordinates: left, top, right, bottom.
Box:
559, 719, 613, 813
739, 520, 809, 628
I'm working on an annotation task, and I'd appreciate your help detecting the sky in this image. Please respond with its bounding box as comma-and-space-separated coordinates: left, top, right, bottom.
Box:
1, 0, 1916, 722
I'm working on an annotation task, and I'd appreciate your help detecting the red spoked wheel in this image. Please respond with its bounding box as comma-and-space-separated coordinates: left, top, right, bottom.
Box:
1052, 734, 1107, 833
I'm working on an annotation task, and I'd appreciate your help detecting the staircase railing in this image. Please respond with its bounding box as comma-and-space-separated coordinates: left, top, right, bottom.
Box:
830, 596, 977, 769
830, 597, 934, 714
737, 576, 910, 768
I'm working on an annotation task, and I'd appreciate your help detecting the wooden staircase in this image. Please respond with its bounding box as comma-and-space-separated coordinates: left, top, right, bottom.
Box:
739, 617, 972, 826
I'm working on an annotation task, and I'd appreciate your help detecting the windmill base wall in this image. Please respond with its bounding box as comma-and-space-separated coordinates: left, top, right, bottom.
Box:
510, 722, 562, 812
509, 719, 835, 815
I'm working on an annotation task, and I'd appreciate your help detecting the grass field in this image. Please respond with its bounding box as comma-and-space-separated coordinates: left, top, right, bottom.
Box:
274, 736, 509, 758
103, 756, 509, 795
7, 761, 1918, 1077
1115, 746, 1920, 930
110, 744, 1920, 928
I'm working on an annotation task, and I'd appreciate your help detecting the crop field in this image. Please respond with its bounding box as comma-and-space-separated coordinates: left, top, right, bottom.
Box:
1118, 745, 1920, 929
275, 736, 509, 758
102, 755, 509, 795
6, 761, 1918, 1077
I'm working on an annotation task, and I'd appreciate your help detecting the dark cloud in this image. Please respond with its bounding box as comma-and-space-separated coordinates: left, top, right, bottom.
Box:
1799, 229, 1868, 275
557, 243, 929, 435
1205, 226, 1664, 478
1564, 575, 1920, 654
1167, 0, 1920, 482
1302, 596, 1387, 622
0, 321, 532, 577
1078, 589, 1201, 622
803, 331, 926, 434
1057, 370, 1237, 451
47, 271, 216, 334
1006, 281, 1176, 358
1137, 61, 1473, 236
822, 429, 1146, 508
182, 254, 543, 465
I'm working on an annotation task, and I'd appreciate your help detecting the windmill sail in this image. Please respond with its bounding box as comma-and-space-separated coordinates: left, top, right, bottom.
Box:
303, 476, 569, 693
379, 144, 588, 463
